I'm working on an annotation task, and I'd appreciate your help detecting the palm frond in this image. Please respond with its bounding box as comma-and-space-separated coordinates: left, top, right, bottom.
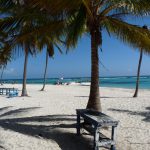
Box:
65, 4, 87, 49
101, 0, 150, 16
102, 17, 150, 53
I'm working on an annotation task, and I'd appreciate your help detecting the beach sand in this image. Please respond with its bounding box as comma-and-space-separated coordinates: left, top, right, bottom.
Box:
0, 84, 149, 150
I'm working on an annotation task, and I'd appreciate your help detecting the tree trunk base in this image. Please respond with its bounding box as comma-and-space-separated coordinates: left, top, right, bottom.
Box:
40, 88, 45, 91
86, 98, 102, 112
133, 93, 138, 98
21, 89, 28, 97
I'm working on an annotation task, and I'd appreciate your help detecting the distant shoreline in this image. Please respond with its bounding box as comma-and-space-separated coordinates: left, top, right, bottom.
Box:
1, 76, 150, 89
2, 75, 150, 80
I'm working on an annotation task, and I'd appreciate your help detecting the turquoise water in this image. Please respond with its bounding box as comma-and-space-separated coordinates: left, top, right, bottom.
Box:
1, 76, 150, 89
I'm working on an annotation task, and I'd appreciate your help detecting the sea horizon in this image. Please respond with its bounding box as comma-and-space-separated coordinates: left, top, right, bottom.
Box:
1, 75, 150, 89
2, 74, 150, 80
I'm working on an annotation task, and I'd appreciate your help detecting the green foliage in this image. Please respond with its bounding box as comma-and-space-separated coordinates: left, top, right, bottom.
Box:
63, 0, 150, 53
1, 0, 150, 59
102, 17, 150, 53
65, 4, 87, 49
0, 0, 66, 60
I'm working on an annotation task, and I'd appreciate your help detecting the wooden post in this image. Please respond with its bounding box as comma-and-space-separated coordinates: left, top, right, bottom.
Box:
111, 126, 116, 150
94, 127, 99, 150
77, 112, 81, 136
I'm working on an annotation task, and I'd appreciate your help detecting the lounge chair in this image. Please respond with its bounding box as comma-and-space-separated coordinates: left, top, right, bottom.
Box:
8, 91, 18, 98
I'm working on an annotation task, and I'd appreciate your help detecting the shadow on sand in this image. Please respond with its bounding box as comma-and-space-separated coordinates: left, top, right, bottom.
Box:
0, 106, 92, 150
108, 107, 150, 122
75, 96, 132, 99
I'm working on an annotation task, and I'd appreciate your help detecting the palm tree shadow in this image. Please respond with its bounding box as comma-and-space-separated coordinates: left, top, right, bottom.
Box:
75, 96, 132, 99
0, 106, 13, 112
108, 106, 150, 122
0, 107, 92, 150
75, 96, 113, 98
0, 145, 6, 150
0, 107, 40, 118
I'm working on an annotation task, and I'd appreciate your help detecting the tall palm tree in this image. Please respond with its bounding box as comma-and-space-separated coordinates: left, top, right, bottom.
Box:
62, 0, 150, 111
21, 43, 29, 96
40, 42, 63, 91
133, 48, 143, 97
0, 0, 64, 96
0, 1, 34, 96
0, 40, 12, 85
0, 65, 5, 85
133, 25, 148, 97
34, 0, 150, 111
41, 50, 49, 91
40, 46, 55, 91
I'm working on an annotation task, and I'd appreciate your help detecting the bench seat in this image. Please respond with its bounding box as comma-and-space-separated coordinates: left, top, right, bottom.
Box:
76, 109, 119, 150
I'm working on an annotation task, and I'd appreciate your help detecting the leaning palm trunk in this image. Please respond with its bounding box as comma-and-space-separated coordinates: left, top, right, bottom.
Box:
41, 51, 49, 91
0, 66, 4, 85
21, 44, 29, 96
86, 29, 102, 112
133, 49, 143, 97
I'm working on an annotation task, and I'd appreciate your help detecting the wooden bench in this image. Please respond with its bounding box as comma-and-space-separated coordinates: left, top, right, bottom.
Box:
76, 109, 119, 150
0, 88, 18, 97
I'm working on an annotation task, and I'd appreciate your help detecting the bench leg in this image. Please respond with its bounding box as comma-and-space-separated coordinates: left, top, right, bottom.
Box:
94, 128, 99, 150
76, 113, 81, 136
94, 146, 99, 150
111, 147, 115, 150
111, 126, 116, 150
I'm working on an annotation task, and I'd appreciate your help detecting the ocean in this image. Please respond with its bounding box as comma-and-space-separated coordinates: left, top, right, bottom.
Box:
1, 76, 150, 89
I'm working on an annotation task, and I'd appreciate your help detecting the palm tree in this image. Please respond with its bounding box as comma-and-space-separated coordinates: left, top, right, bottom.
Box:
40, 42, 63, 91
0, 1, 34, 96
41, 50, 49, 91
133, 25, 148, 97
14, 1, 150, 110
0, 1, 67, 96
133, 49, 143, 97
0, 41, 12, 85
0, 0, 65, 96
1, 0, 150, 111
56, 0, 150, 111
21, 43, 29, 96
0, 65, 5, 85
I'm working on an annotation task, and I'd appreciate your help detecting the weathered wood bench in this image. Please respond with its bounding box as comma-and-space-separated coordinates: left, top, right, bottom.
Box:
76, 109, 119, 150
0, 88, 18, 96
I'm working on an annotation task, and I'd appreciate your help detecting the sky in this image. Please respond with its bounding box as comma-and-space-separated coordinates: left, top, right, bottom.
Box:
3, 16, 150, 79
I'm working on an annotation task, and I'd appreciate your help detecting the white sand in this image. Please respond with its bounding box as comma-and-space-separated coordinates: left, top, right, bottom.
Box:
0, 84, 149, 150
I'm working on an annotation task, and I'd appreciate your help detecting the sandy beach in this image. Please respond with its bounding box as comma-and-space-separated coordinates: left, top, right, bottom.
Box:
0, 84, 149, 150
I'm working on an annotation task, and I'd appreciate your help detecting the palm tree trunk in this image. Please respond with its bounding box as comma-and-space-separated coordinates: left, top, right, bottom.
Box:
0, 66, 4, 85
41, 51, 49, 91
133, 49, 143, 97
86, 29, 102, 111
21, 44, 28, 96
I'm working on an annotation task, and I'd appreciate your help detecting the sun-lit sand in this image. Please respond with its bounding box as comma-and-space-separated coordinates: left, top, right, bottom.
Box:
0, 84, 149, 150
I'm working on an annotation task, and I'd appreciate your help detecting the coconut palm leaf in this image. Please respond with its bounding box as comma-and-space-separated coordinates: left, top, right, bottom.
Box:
102, 17, 150, 53
66, 4, 87, 48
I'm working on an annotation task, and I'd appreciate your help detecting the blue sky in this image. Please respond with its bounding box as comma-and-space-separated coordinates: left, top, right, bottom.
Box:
3, 16, 150, 79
